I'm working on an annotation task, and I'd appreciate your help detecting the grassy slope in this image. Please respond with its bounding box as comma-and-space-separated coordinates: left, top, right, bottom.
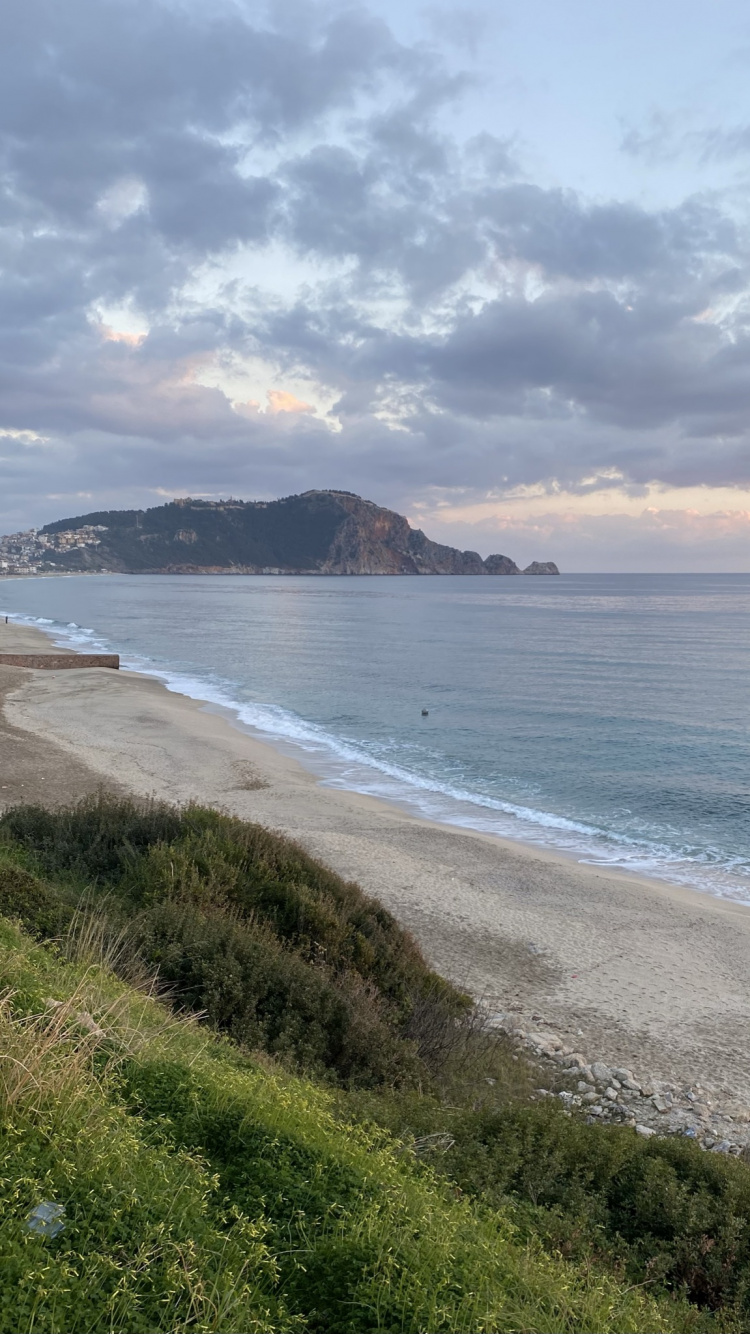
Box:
0, 798, 746, 1332
0, 918, 694, 1334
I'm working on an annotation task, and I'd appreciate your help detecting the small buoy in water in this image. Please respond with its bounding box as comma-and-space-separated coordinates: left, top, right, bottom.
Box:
421, 708, 429, 716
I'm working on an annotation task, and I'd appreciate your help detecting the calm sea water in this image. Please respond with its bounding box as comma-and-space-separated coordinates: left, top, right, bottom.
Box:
2, 573, 749, 902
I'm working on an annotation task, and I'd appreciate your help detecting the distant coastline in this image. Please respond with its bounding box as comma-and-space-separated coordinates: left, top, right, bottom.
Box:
1, 489, 559, 578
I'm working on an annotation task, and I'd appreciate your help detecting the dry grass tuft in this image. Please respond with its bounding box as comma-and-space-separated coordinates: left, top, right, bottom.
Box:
0, 987, 109, 1118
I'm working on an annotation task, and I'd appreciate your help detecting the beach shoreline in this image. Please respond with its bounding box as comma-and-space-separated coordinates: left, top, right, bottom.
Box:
7, 602, 746, 903
1, 613, 739, 906
2, 615, 750, 1136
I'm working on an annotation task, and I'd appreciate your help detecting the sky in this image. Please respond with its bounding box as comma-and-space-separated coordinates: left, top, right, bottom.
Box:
3, 0, 750, 570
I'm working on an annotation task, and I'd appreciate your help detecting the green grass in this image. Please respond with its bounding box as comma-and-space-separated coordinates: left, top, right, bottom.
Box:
0, 925, 289, 1334
0, 918, 700, 1334
1, 796, 749, 1331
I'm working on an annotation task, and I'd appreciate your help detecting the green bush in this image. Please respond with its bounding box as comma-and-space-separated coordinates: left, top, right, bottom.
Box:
344, 1087, 750, 1319
0, 798, 465, 1086
128, 896, 418, 1084
120, 1053, 696, 1334
0, 797, 457, 1012
0, 855, 73, 940
447, 1102, 750, 1311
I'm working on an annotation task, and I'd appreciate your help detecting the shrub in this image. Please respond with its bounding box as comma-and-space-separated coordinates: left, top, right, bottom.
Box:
0, 798, 465, 1086
128, 896, 419, 1085
346, 1088, 750, 1318
447, 1102, 750, 1311
0, 798, 461, 1004
0, 855, 73, 939
119, 1053, 698, 1334
2, 798, 748, 1326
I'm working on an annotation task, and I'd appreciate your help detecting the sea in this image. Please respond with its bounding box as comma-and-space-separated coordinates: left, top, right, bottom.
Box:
2, 572, 749, 903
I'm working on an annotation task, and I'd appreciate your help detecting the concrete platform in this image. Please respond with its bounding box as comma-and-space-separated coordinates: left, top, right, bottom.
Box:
0, 654, 119, 669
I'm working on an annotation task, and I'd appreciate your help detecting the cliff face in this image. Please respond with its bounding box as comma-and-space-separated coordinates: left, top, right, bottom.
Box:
36, 490, 559, 575
319, 494, 491, 574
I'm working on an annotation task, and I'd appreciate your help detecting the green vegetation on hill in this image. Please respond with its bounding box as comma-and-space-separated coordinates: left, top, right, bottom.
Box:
0, 798, 466, 1086
0, 918, 688, 1333
34, 491, 536, 575
1, 797, 749, 1331
41, 493, 349, 573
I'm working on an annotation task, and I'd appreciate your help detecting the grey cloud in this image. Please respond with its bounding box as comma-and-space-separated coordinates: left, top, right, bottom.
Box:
257, 263, 750, 434
138, 135, 278, 249
620, 112, 683, 165
2, 0, 750, 535
479, 187, 739, 283
1, 0, 413, 250
281, 142, 484, 296
423, 290, 732, 426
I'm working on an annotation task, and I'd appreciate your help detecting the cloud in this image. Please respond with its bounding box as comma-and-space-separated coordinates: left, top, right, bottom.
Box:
621, 111, 750, 168
620, 112, 685, 165
415, 504, 750, 572
1, 0, 750, 570
0, 427, 49, 444
267, 390, 313, 414
693, 125, 750, 163
99, 326, 148, 347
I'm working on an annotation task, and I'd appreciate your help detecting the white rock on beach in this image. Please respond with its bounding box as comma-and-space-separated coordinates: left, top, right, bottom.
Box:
590, 1062, 612, 1083
490, 1003, 750, 1156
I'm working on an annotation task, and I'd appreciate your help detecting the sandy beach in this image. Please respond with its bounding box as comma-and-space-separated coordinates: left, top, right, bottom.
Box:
2, 616, 750, 1116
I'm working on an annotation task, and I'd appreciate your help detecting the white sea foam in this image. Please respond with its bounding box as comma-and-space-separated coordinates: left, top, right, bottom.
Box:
4, 604, 750, 904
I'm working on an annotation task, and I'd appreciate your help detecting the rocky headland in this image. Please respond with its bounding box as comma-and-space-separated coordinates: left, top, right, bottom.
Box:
2, 490, 559, 577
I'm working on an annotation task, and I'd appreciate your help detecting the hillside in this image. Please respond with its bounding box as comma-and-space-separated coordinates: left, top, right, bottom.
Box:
0, 795, 733, 1334
28, 491, 559, 576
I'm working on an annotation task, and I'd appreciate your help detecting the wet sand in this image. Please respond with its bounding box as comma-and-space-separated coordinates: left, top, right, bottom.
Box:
2, 617, 750, 1108
0, 620, 123, 807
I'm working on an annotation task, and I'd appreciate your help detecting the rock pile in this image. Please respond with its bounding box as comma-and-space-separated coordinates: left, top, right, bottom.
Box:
490, 1009, 750, 1156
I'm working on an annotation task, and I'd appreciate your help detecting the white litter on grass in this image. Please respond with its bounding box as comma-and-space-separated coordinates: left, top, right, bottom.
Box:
26, 1202, 65, 1238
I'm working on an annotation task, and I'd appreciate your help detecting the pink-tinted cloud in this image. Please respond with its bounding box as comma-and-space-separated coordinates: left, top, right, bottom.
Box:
97, 324, 147, 347
267, 390, 314, 414
419, 506, 750, 572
